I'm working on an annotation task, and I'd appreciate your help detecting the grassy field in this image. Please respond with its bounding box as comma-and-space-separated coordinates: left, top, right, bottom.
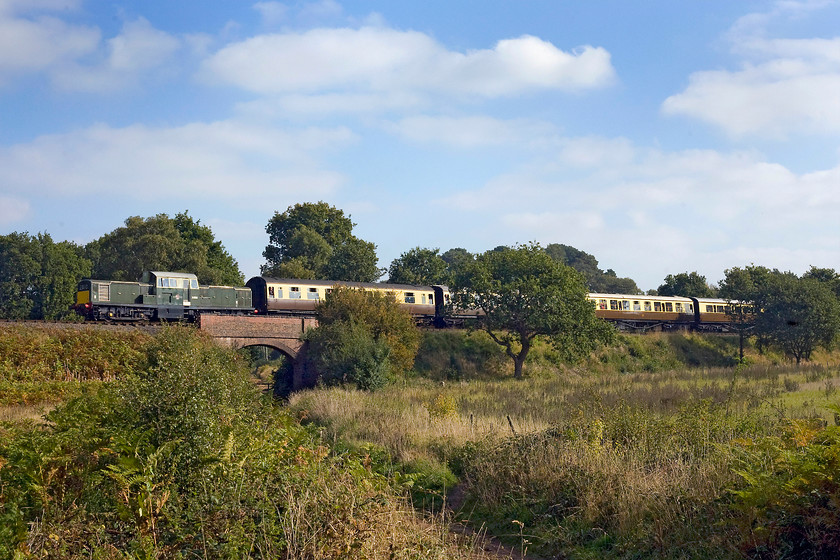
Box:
3, 325, 839, 559
0, 325, 505, 559
290, 331, 840, 559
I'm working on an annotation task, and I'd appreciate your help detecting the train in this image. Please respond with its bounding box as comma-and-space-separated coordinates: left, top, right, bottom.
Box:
73, 271, 742, 332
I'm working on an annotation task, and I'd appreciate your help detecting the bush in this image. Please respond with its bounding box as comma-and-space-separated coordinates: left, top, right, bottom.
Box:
306, 320, 393, 391
0, 327, 489, 559
304, 286, 421, 390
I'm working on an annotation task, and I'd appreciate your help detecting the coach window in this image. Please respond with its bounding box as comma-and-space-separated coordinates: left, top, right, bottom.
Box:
621, 301, 629, 310
268, 287, 275, 298
665, 302, 673, 312
633, 301, 641, 311
429, 294, 434, 304
675, 303, 683, 313
706, 305, 713, 312
610, 300, 619, 310
644, 301, 652, 311
290, 287, 301, 299
405, 292, 416, 303
599, 299, 607, 310
421, 294, 427, 304
308, 288, 319, 300
654, 302, 662, 312
687, 303, 693, 313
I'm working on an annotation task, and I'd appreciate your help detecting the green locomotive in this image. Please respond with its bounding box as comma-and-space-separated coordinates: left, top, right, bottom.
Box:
74, 271, 253, 321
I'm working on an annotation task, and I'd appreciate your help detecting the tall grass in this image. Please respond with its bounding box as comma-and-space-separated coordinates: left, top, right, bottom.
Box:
290, 331, 840, 559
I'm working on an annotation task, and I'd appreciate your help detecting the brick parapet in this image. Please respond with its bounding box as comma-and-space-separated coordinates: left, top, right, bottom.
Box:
198, 314, 316, 340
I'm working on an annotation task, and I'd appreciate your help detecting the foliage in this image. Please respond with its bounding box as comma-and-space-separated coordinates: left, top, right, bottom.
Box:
413, 330, 507, 380
453, 243, 614, 378
305, 320, 393, 390
545, 243, 641, 294
0, 232, 91, 320
731, 413, 840, 558
0, 327, 487, 559
262, 201, 383, 282
388, 247, 449, 285
657, 271, 717, 297
305, 286, 421, 390
755, 275, 840, 364
86, 212, 243, 285
802, 266, 840, 299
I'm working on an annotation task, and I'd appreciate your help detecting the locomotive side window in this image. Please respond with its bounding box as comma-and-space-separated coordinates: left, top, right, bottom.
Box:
405, 292, 415, 303
290, 287, 301, 299
308, 288, 319, 300
644, 301, 652, 311
98, 284, 110, 302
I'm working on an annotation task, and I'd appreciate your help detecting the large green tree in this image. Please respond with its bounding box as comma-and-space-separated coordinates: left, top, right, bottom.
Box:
453, 243, 614, 379
262, 202, 382, 282
755, 274, 840, 365
388, 247, 448, 285
0, 232, 91, 319
656, 271, 717, 297
86, 212, 242, 285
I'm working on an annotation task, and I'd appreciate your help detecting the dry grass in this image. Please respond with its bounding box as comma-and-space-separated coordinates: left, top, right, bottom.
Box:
0, 403, 54, 423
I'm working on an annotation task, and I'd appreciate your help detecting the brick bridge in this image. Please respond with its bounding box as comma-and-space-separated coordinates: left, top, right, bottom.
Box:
198, 314, 318, 391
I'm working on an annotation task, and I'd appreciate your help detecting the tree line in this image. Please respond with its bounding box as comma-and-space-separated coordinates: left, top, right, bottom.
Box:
1, 201, 838, 372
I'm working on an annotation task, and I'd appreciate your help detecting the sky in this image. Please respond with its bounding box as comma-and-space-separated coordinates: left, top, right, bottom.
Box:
0, 0, 838, 291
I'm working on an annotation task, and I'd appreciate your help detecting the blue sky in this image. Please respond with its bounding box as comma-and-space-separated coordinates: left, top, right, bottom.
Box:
1, 0, 838, 290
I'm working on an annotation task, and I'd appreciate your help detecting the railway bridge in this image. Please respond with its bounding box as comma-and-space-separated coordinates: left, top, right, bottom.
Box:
198, 314, 318, 391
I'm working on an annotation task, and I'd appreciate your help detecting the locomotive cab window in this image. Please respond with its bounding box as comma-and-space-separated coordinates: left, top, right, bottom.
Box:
404, 292, 415, 304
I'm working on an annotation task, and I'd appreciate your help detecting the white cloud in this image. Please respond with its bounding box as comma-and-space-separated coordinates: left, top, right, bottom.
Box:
201, 27, 616, 97
438, 136, 840, 288
52, 18, 181, 92
662, 2, 840, 137
0, 2, 182, 92
0, 120, 355, 199
253, 2, 288, 27
0, 7, 99, 80
0, 195, 29, 226
388, 115, 558, 148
